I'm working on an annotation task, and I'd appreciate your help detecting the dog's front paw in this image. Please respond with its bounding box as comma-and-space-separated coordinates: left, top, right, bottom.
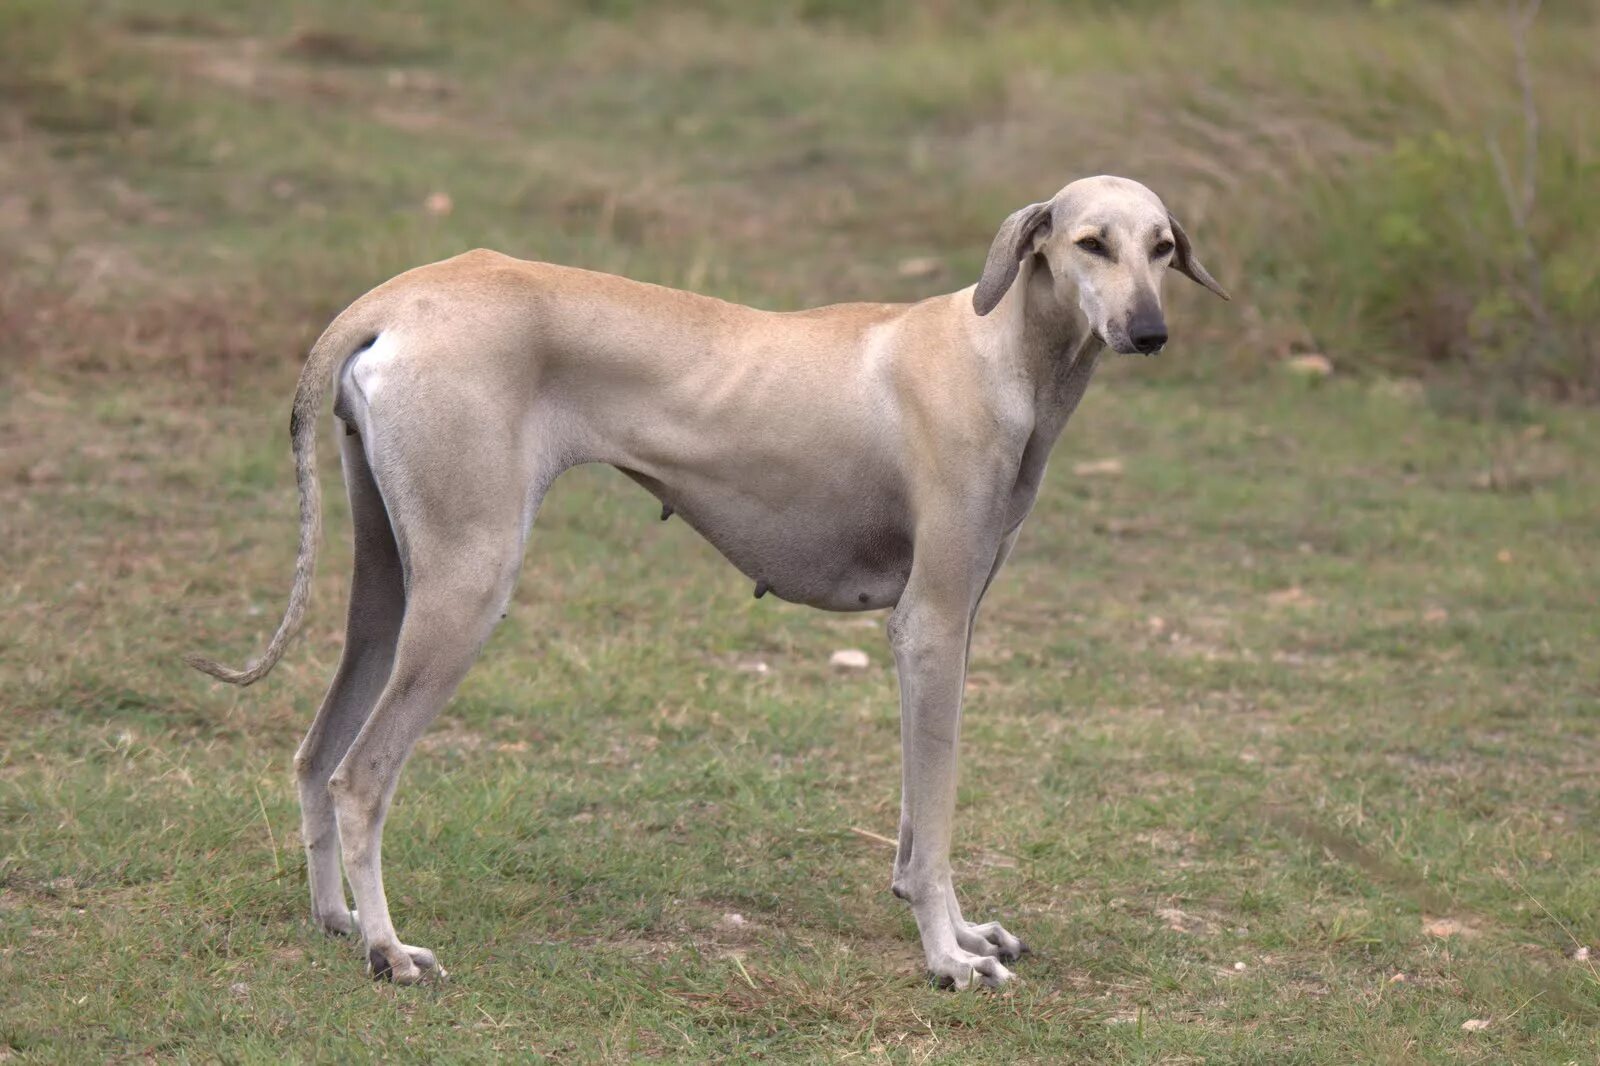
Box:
928, 949, 1015, 991
368, 943, 446, 985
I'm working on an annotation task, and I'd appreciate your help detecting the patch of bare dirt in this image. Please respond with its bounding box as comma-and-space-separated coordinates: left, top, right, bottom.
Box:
1155, 905, 1220, 935
1421, 916, 1480, 939
0, 275, 278, 387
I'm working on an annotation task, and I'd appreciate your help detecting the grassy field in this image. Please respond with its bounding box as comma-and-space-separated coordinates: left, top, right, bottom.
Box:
3, 1, 1598, 1061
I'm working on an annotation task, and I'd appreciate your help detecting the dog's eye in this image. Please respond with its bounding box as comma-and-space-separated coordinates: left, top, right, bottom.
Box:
1152, 240, 1175, 258
1075, 237, 1105, 254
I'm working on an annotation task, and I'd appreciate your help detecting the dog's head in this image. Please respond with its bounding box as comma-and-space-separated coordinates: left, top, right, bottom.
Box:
972, 175, 1229, 354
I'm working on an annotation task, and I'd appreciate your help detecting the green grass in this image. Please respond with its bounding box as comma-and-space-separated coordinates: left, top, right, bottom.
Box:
2, 1, 1598, 1061
5, 372, 1598, 1062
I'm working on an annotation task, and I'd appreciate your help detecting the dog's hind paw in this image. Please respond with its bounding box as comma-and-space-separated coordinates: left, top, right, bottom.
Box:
368, 943, 446, 985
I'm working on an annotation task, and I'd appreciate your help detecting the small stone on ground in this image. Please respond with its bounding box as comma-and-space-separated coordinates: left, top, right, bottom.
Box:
829, 648, 870, 670
1286, 353, 1333, 376
1073, 457, 1124, 477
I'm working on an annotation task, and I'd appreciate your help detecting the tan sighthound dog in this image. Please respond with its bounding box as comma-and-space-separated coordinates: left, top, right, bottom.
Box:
188, 175, 1228, 989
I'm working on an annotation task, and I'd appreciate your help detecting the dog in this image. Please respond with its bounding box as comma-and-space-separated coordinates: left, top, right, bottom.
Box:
187, 174, 1228, 989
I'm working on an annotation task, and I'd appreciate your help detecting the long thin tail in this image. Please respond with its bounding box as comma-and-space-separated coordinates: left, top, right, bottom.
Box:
185, 314, 378, 686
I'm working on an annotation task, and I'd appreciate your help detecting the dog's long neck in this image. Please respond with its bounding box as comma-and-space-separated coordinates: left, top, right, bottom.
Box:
1006, 255, 1105, 440
962, 257, 1103, 533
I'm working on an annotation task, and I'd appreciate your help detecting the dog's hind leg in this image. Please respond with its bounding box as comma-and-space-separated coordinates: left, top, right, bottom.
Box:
329, 523, 526, 982
292, 429, 405, 937
326, 416, 550, 982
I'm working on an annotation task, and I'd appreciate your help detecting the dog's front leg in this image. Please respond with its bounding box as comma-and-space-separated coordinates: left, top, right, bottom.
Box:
887, 577, 1022, 989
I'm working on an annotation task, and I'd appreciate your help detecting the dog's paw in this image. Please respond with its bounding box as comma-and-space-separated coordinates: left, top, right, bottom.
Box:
368, 943, 446, 985
953, 918, 1028, 964
314, 907, 359, 937
927, 949, 1015, 991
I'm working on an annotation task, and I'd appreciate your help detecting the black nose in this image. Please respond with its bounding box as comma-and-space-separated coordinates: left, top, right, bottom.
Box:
1131, 325, 1168, 354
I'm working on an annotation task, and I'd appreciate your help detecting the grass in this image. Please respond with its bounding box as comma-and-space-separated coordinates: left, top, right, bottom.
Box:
2, 0, 1598, 1061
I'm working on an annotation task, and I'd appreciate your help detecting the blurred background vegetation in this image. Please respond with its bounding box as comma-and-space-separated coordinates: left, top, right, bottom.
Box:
1, 0, 1595, 403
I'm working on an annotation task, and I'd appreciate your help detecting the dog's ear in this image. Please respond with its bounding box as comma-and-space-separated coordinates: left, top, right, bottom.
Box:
1168, 213, 1230, 301
973, 200, 1053, 316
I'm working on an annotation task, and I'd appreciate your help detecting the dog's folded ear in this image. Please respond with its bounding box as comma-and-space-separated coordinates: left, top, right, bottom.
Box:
973, 200, 1053, 316
1168, 213, 1230, 301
